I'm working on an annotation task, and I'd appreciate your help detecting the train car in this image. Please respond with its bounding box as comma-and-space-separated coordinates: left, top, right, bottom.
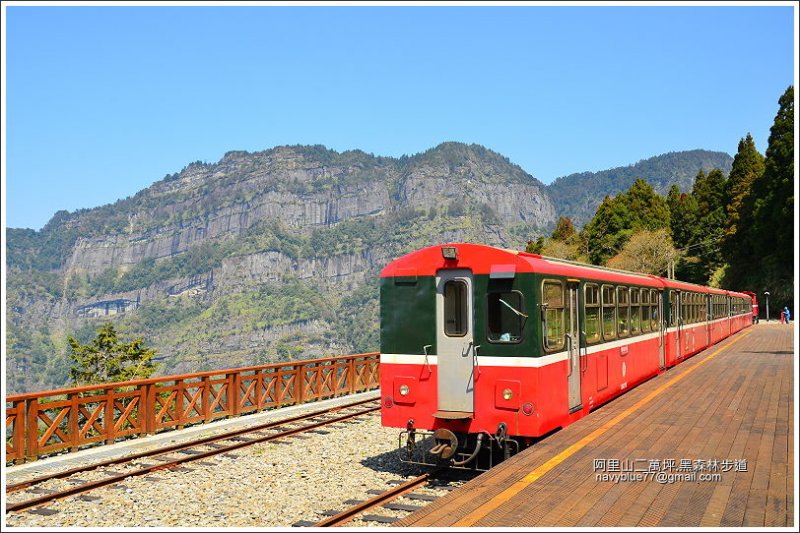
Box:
379, 243, 753, 469
741, 291, 760, 323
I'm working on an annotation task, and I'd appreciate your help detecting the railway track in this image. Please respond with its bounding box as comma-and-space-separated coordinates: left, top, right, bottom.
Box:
291, 468, 475, 527
6, 397, 380, 514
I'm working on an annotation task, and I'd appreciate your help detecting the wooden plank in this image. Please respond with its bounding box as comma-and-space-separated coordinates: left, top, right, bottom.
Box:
399, 326, 791, 528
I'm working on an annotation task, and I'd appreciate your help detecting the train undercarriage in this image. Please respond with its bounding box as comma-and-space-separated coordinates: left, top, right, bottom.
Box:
397, 421, 528, 471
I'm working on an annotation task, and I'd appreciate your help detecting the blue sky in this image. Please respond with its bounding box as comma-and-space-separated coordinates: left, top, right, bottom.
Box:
3, 3, 796, 230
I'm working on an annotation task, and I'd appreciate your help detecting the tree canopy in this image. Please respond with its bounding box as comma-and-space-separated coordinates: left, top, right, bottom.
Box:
68, 323, 158, 386
722, 86, 794, 308
581, 179, 670, 265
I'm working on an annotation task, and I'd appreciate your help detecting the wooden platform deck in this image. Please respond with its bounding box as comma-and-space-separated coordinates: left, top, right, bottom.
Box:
396, 323, 795, 527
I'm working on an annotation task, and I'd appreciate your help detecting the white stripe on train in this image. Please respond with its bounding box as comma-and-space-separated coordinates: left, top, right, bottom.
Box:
381, 316, 748, 368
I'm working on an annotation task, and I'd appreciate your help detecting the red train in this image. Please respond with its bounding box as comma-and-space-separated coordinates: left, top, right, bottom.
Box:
741, 291, 760, 323
379, 243, 753, 469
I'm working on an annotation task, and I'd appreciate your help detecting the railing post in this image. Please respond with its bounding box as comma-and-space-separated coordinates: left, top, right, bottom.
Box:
295, 364, 304, 405
255, 369, 264, 411
230, 372, 241, 417
315, 363, 322, 402
13, 399, 26, 465
348, 358, 356, 395
69, 392, 79, 453
26, 398, 39, 462
144, 383, 155, 435
105, 387, 116, 445
175, 379, 185, 430
202, 376, 212, 423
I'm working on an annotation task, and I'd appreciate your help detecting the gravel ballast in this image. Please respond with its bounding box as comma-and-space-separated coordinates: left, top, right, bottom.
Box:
5, 402, 466, 528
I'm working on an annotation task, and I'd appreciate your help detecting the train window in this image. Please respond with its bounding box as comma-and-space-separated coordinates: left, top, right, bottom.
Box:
696, 293, 702, 322
630, 288, 641, 335
617, 287, 630, 338
542, 280, 565, 352
443, 280, 468, 337
585, 284, 601, 345
699, 294, 705, 322
640, 289, 650, 333
651, 290, 660, 330
602, 284, 617, 341
487, 291, 525, 343
702, 294, 708, 322
683, 294, 690, 324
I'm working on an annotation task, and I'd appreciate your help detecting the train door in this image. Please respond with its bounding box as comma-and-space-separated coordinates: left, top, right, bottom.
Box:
672, 290, 683, 360
435, 269, 475, 416
567, 281, 582, 413
658, 291, 665, 369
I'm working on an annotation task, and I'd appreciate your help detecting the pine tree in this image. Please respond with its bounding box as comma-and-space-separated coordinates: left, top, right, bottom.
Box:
724, 133, 765, 239
722, 134, 765, 289
624, 178, 671, 231
739, 86, 794, 309
68, 323, 158, 386
686, 169, 728, 282
526, 237, 545, 254
581, 179, 670, 266
581, 195, 634, 265
666, 184, 700, 250
551, 217, 578, 244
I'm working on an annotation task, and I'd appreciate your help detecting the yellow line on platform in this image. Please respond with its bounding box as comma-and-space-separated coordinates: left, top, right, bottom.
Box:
454, 329, 754, 527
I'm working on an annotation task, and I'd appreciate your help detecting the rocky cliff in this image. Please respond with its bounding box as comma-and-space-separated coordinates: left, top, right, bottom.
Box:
6, 142, 555, 393
6, 143, 735, 394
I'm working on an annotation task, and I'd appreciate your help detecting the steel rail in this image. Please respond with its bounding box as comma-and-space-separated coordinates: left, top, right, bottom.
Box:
6, 401, 380, 513
7, 396, 378, 493
313, 469, 445, 527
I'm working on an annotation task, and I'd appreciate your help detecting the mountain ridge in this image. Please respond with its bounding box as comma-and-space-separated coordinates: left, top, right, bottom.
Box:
6, 142, 731, 394
546, 149, 733, 227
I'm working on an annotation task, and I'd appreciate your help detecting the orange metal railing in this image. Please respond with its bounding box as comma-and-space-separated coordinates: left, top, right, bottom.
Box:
5, 352, 380, 464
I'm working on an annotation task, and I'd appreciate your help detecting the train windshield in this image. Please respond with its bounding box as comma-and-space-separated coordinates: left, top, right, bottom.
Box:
488, 290, 525, 343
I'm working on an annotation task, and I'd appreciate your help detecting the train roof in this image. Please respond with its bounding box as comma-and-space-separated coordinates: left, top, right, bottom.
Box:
381, 243, 751, 298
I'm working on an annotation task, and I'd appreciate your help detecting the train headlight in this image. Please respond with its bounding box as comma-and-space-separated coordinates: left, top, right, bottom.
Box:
441, 246, 458, 260
495, 380, 521, 410
394, 377, 417, 404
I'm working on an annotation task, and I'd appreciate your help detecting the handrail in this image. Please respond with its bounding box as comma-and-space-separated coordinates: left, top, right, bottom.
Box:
5, 352, 380, 464
5, 352, 380, 402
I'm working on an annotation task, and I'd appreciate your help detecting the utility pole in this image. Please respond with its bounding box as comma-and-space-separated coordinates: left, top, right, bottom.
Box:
764, 291, 770, 322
